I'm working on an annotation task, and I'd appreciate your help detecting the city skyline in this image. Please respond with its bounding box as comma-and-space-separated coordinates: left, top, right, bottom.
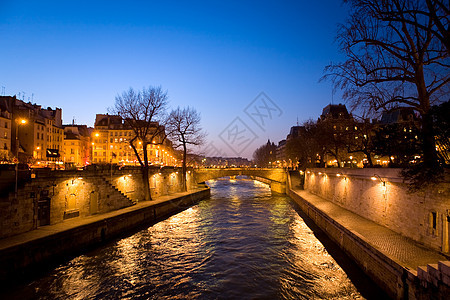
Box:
1, 1, 348, 158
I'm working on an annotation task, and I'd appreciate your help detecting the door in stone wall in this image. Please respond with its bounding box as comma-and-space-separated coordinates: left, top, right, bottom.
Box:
444, 215, 450, 253
67, 193, 77, 210
90, 191, 98, 214
37, 197, 50, 226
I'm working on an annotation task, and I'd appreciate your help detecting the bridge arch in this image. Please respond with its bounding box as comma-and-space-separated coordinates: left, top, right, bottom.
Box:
193, 168, 287, 194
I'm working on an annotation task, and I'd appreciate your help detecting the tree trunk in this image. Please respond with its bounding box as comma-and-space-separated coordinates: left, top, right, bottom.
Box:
182, 144, 187, 192
142, 143, 152, 201
141, 165, 151, 201
421, 112, 438, 168
364, 150, 373, 167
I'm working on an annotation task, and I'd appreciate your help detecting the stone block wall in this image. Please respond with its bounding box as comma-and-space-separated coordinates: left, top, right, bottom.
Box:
304, 168, 450, 253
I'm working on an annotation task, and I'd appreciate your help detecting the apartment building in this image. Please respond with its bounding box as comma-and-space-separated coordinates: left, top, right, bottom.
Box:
63, 124, 92, 167
0, 108, 12, 161
92, 114, 177, 166
0, 96, 63, 165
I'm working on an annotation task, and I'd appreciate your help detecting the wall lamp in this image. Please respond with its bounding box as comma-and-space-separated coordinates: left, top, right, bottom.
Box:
371, 174, 386, 186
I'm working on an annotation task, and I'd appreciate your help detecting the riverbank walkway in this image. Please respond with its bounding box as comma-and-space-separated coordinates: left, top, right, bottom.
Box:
0, 187, 207, 252
290, 188, 449, 271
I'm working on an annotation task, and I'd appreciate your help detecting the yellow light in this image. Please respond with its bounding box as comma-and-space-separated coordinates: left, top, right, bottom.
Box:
371, 176, 377, 181
95, 133, 99, 137
36, 146, 40, 150
20, 119, 27, 124
336, 173, 341, 177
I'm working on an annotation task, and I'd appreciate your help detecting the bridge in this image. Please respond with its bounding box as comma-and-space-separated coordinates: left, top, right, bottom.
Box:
193, 168, 287, 194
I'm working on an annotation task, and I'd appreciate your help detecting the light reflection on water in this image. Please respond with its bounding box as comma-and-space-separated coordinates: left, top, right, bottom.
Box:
7, 179, 367, 299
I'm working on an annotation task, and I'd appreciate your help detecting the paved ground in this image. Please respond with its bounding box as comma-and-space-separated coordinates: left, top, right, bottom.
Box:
0, 188, 205, 251
291, 189, 449, 270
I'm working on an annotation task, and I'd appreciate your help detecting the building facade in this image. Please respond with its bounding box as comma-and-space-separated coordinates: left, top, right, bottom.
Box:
0, 96, 63, 166
63, 124, 92, 167
92, 114, 177, 166
0, 108, 12, 162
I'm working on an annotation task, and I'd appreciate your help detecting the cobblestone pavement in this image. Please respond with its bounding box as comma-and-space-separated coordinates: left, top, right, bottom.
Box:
292, 189, 448, 270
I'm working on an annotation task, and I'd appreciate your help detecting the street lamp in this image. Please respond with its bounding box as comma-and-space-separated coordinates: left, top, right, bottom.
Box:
15, 118, 27, 196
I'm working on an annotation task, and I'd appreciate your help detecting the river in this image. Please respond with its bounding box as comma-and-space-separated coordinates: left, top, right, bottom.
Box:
4, 178, 386, 299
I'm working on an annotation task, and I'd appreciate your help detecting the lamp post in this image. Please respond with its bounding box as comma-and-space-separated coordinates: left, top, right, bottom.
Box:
15, 118, 27, 196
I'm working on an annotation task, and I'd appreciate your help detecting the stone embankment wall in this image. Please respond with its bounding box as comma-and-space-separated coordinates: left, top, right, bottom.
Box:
0, 167, 195, 239
304, 168, 450, 254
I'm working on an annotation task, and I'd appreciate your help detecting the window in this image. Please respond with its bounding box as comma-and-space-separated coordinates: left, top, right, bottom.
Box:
5, 122, 7, 128
431, 212, 437, 230
430, 211, 438, 236
37, 132, 40, 139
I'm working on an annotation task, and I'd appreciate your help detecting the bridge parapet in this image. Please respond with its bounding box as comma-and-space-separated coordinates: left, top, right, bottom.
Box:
193, 168, 287, 193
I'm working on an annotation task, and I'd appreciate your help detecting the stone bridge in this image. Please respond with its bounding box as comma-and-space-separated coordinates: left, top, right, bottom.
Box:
193, 168, 287, 194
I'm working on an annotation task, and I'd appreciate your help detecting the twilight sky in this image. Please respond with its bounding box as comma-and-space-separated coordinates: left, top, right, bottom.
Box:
0, 0, 348, 159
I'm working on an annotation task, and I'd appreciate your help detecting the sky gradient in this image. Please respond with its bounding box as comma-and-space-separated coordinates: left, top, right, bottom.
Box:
0, 0, 348, 158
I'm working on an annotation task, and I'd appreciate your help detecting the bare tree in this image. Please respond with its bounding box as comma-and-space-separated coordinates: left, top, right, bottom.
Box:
112, 86, 168, 201
167, 107, 206, 191
323, 0, 449, 176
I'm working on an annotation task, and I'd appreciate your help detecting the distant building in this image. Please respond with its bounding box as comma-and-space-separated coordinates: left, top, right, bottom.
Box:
380, 107, 418, 125
0, 96, 63, 166
0, 105, 12, 162
63, 124, 92, 167
275, 139, 286, 166
286, 126, 305, 141
319, 103, 351, 121
92, 114, 177, 166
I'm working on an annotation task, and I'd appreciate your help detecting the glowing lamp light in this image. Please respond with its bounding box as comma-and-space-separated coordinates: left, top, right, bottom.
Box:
336, 173, 341, 177
371, 174, 386, 186
20, 119, 27, 124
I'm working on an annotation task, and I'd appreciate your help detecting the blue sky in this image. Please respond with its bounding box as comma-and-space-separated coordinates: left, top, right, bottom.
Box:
0, 0, 348, 158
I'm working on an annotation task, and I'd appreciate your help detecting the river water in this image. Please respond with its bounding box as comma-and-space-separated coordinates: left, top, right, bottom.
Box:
5, 178, 385, 299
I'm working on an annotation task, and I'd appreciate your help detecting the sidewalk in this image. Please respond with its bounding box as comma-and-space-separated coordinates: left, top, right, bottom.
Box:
0, 187, 207, 252
290, 188, 448, 270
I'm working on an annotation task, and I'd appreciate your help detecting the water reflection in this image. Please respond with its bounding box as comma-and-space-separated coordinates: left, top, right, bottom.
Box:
5, 179, 369, 299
